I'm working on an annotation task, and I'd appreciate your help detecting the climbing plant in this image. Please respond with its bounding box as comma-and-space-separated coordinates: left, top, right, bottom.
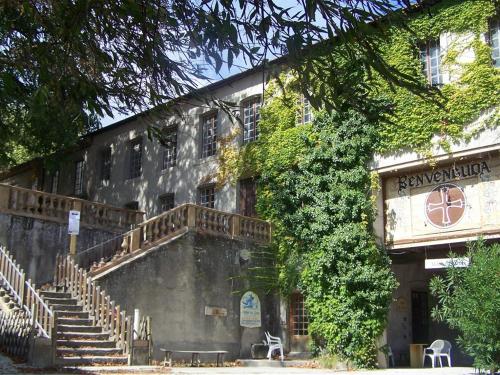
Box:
215, 0, 498, 367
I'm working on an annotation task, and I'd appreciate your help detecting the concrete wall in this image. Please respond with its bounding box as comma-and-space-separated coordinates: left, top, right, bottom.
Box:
0, 212, 119, 285
95, 231, 280, 361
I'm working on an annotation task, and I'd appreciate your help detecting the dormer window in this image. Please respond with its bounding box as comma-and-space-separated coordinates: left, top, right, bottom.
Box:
420, 40, 442, 86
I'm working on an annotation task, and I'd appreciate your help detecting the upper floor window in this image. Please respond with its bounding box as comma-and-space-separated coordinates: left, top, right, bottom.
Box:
489, 18, 500, 68
74, 160, 84, 196
201, 113, 217, 158
159, 193, 175, 212
243, 97, 261, 143
51, 170, 59, 194
129, 138, 142, 179
297, 95, 312, 125
420, 40, 442, 86
100, 147, 112, 182
162, 127, 177, 169
198, 184, 215, 208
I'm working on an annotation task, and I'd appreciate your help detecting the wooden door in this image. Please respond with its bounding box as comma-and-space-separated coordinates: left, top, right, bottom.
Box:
239, 178, 257, 217
290, 293, 311, 352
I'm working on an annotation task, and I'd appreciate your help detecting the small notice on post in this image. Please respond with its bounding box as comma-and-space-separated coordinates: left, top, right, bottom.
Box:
68, 210, 81, 235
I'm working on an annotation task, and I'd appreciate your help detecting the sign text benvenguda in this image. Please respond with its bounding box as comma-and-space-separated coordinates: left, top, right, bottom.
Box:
397, 161, 491, 192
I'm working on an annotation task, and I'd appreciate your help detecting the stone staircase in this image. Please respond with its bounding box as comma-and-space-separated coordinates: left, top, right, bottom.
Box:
40, 290, 128, 366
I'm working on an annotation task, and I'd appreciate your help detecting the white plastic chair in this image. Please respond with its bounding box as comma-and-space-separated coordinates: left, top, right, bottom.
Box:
423, 340, 452, 368
264, 331, 284, 361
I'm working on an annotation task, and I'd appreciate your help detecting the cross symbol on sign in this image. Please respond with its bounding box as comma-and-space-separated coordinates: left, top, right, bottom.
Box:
427, 186, 465, 226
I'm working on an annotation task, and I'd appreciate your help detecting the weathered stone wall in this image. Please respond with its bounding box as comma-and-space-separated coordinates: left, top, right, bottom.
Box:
0, 212, 119, 285
95, 231, 280, 361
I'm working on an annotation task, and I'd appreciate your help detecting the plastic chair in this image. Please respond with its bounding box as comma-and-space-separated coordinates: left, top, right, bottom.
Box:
423, 340, 452, 367
264, 331, 284, 361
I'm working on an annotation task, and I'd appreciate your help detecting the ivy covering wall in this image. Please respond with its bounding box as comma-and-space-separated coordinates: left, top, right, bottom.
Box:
217, 0, 499, 367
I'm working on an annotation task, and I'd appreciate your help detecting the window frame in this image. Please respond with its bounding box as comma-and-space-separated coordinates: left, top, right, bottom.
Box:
162, 126, 178, 169
51, 170, 59, 194
290, 293, 309, 337
74, 160, 84, 196
129, 138, 143, 179
242, 96, 261, 144
198, 184, 216, 209
296, 95, 312, 126
488, 18, 500, 68
201, 112, 218, 158
159, 193, 175, 212
419, 39, 442, 86
100, 146, 112, 183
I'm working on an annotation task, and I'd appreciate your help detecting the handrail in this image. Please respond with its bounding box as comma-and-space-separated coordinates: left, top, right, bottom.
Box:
0, 245, 53, 338
76, 203, 272, 276
0, 183, 144, 230
55, 255, 134, 354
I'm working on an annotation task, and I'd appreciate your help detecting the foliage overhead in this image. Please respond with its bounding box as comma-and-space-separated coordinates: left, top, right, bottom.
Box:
0, 0, 436, 168
430, 240, 500, 373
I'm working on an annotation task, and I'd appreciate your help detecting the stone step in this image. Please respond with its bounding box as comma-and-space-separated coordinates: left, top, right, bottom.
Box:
57, 332, 110, 341
40, 291, 72, 299
57, 317, 92, 326
57, 340, 117, 349
56, 355, 128, 366
56, 311, 89, 319
57, 347, 123, 356
44, 297, 78, 305
51, 304, 83, 312
57, 324, 102, 333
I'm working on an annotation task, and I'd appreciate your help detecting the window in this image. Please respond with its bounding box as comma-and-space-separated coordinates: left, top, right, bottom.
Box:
290, 293, 309, 336
51, 170, 59, 194
297, 95, 312, 125
201, 113, 217, 158
489, 18, 500, 67
239, 178, 257, 217
198, 184, 215, 208
162, 127, 177, 169
74, 160, 84, 196
124, 201, 139, 210
159, 193, 175, 212
420, 40, 442, 85
101, 147, 112, 182
129, 138, 142, 179
243, 97, 261, 143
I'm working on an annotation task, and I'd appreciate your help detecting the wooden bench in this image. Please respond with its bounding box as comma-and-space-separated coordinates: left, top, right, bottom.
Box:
160, 349, 229, 367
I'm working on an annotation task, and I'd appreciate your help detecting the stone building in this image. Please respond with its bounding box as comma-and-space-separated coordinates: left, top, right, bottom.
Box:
1, 0, 499, 367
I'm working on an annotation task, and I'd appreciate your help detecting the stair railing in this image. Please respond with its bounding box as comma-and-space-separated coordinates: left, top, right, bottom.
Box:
0, 245, 53, 338
74, 203, 272, 276
54, 255, 133, 354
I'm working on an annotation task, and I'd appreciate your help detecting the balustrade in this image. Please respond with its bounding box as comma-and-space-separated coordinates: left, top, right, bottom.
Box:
0, 183, 144, 230
0, 246, 53, 338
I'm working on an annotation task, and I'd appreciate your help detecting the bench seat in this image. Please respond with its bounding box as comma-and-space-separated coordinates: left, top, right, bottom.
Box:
161, 349, 229, 367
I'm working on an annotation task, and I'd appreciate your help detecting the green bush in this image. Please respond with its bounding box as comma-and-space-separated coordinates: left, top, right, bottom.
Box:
430, 240, 500, 373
